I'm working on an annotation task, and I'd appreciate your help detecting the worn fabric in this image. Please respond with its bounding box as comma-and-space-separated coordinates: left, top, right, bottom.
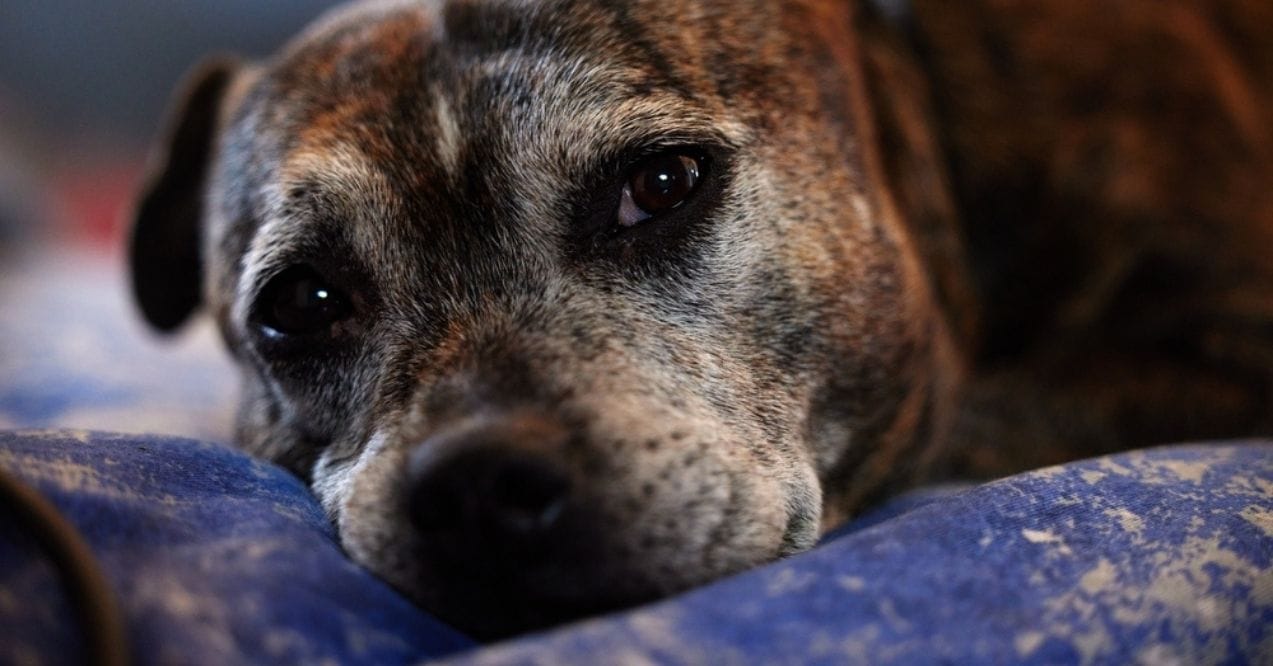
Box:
0, 430, 474, 664
1, 430, 1268, 664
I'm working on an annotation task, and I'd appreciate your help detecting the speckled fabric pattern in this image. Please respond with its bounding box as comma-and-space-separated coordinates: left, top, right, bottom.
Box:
0, 429, 474, 664
0, 430, 1268, 664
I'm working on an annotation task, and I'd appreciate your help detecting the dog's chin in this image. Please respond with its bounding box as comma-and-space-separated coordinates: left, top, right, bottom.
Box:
370, 522, 789, 640
408, 570, 662, 641
360, 500, 785, 640
394, 509, 695, 640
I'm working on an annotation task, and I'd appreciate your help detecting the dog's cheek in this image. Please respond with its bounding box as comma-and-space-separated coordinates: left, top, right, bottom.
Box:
569, 377, 811, 585
775, 457, 823, 554
233, 377, 298, 462
555, 295, 823, 573
740, 119, 947, 516
334, 440, 423, 594
632, 441, 806, 584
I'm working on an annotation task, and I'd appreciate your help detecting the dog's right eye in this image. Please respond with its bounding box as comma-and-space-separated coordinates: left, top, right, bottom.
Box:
254, 266, 352, 337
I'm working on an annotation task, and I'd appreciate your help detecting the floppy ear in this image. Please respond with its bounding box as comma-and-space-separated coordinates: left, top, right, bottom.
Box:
853, 1, 980, 351
129, 59, 240, 332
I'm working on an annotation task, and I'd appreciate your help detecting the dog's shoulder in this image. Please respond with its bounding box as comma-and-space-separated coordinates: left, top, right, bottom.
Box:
887, 0, 1273, 474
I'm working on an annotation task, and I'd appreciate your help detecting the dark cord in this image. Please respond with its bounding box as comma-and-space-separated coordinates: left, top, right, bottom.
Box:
0, 468, 129, 666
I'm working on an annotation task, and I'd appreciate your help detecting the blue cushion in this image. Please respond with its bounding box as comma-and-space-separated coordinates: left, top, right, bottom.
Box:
0, 430, 473, 663
1, 429, 1269, 664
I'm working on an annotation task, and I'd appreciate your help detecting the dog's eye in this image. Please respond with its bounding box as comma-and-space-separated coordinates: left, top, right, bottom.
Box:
617, 152, 703, 226
256, 266, 352, 337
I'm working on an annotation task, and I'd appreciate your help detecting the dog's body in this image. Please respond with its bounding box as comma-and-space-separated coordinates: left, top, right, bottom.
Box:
130, 0, 1273, 638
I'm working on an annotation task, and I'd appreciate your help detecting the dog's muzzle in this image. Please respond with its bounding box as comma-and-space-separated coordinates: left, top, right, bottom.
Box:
400, 410, 649, 637
407, 413, 574, 551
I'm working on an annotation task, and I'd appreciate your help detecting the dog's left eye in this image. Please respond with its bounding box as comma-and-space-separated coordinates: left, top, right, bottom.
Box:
617, 152, 703, 226
255, 266, 352, 337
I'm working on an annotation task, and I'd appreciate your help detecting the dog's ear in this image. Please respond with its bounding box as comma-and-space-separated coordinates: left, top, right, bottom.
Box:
854, 2, 979, 350
130, 59, 240, 332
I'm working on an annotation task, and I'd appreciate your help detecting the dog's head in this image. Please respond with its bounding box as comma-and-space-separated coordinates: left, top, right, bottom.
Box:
131, 0, 959, 638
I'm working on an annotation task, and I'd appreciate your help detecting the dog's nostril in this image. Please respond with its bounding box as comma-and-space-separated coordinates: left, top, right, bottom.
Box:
407, 453, 468, 533
488, 456, 570, 533
409, 448, 571, 538
407, 420, 573, 542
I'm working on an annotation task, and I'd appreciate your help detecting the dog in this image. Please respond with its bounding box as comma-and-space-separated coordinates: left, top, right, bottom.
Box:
129, 0, 1273, 639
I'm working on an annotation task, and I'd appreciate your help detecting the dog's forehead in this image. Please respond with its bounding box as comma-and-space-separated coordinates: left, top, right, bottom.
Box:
213, 0, 868, 321
257, 0, 763, 173
228, 0, 775, 273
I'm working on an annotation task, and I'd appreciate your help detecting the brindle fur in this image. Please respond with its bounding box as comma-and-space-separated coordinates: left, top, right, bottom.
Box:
130, 0, 1273, 638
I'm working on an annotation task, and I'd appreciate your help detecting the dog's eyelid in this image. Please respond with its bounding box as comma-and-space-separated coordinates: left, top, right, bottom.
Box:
247, 226, 361, 298
616, 135, 729, 166
250, 258, 305, 296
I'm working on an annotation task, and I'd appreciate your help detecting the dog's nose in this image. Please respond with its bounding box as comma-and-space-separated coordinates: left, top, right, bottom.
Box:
407, 414, 573, 543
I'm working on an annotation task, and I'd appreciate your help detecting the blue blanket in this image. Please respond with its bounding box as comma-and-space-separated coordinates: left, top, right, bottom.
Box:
1, 430, 1269, 664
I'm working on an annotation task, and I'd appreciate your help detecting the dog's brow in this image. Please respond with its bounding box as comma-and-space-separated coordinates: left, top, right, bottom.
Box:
278, 144, 396, 217
551, 94, 750, 160
231, 143, 395, 312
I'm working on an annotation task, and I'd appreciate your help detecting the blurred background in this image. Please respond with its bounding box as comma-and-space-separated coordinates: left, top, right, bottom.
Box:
0, 2, 343, 438
0, 1, 339, 255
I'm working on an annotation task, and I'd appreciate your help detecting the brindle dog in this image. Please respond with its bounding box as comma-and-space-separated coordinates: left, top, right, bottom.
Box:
129, 0, 1273, 639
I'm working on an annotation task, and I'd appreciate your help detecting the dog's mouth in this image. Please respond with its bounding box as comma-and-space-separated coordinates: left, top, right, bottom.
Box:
336, 405, 810, 640
388, 414, 670, 639
406, 483, 669, 640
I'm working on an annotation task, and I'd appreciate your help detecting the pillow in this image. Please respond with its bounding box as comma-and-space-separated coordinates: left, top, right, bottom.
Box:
0, 430, 473, 663
2, 429, 1268, 664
